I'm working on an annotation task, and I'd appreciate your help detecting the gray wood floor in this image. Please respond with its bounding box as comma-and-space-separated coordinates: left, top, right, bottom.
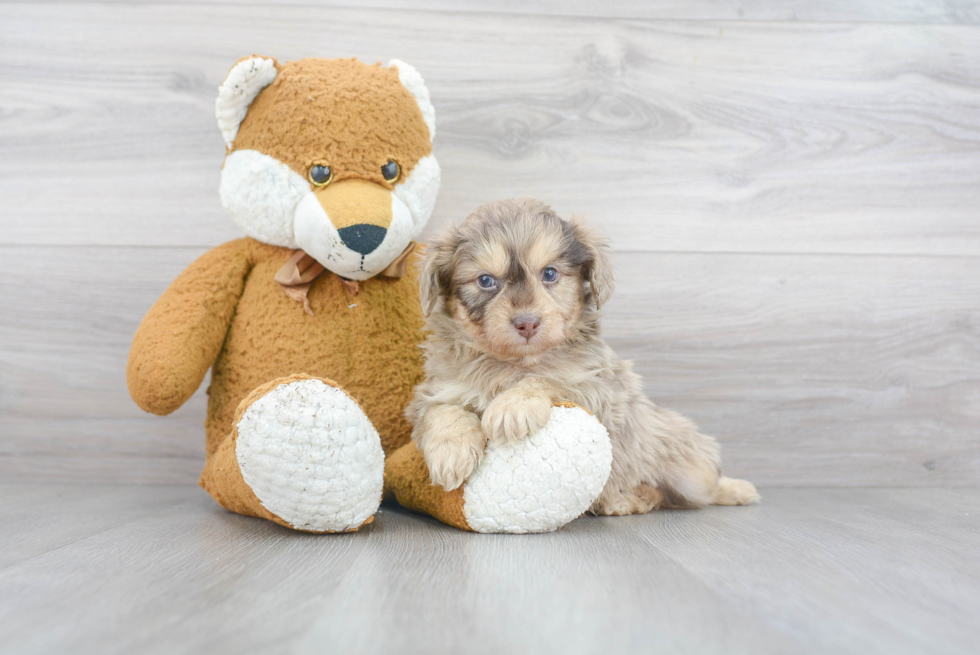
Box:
1, 2, 978, 652
0, 483, 977, 655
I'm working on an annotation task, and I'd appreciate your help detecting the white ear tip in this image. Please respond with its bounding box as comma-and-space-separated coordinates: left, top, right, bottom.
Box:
216, 57, 278, 148
387, 59, 436, 140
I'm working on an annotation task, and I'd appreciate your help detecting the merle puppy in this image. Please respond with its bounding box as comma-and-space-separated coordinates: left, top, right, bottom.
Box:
407, 198, 759, 515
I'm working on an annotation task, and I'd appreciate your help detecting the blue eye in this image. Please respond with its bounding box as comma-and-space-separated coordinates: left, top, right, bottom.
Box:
477, 274, 496, 289
542, 267, 558, 283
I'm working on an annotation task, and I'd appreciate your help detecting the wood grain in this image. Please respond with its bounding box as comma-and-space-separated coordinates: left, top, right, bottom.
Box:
0, 484, 977, 654
5, 0, 980, 24
0, 483, 194, 569
0, 3, 977, 489
606, 487, 980, 654
1, 4, 977, 651
1, 4, 979, 255
605, 251, 980, 487
1, 245, 976, 486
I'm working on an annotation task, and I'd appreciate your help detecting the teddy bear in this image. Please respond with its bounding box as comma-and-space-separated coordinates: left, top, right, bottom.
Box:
127, 56, 611, 534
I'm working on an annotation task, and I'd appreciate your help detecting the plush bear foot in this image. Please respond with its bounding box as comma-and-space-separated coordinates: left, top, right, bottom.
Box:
201, 374, 384, 533
385, 403, 612, 534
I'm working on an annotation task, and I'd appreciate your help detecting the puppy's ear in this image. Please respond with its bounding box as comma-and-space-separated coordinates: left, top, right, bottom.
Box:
419, 227, 462, 316
571, 215, 615, 310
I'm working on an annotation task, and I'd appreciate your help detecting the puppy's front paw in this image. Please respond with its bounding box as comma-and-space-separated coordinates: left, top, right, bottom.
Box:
425, 441, 481, 491
481, 388, 553, 446
421, 415, 486, 491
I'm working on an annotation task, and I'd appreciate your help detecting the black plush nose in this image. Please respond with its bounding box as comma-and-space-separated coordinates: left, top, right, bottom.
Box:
337, 224, 387, 255
513, 315, 541, 339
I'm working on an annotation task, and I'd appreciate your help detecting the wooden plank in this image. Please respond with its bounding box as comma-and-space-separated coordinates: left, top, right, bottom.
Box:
1, 245, 977, 486
0, 485, 978, 654
0, 483, 197, 569
296, 504, 807, 655
4, 0, 979, 25
0, 245, 209, 485
604, 251, 980, 486
605, 487, 980, 654
0, 418, 205, 485
0, 486, 803, 655
0, 491, 369, 655
2, 5, 979, 254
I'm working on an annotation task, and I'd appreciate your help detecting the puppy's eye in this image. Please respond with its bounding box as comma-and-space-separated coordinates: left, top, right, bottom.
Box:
309, 164, 332, 187
381, 160, 400, 183
542, 267, 558, 283
477, 274, 496, 289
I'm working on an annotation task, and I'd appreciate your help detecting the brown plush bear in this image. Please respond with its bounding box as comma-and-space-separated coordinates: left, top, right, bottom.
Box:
128, 56, 611, 534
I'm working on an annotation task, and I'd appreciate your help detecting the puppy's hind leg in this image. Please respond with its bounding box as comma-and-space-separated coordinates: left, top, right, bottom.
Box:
664, 459, 760, 508
597, 400, 759, 513
640, 405, 759, 508
591, 484, 665, 516
712, 476, 760, 506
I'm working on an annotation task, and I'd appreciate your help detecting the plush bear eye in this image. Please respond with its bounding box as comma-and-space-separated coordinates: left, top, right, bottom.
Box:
477, 274, 496, 289
381, 160, 400, 183
542, 267, 558, 283
309, 164, 332, 186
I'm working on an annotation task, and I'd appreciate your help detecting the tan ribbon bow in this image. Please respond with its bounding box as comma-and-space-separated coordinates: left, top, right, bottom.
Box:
274, 241, 417, 315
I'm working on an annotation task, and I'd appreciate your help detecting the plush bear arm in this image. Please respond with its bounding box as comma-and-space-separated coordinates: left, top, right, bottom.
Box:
127, 238, 255, 415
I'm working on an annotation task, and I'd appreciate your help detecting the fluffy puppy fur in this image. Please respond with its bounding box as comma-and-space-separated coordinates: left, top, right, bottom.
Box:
407, 198, 759, 515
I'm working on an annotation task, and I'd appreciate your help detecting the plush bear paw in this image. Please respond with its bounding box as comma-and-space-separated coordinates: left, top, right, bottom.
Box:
462, 404, 612, 534
235, 377, 384, 532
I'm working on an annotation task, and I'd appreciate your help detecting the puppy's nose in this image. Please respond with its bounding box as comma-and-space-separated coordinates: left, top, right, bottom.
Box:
513, 315, 541, 339
337, 224, 387, 255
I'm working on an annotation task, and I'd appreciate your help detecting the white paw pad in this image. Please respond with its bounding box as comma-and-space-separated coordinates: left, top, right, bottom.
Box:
236, 379, 384, 532
463, 406, 612, 534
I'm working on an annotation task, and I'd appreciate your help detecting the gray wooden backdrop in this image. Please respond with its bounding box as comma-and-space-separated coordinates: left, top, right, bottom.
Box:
1, 1, 978, 487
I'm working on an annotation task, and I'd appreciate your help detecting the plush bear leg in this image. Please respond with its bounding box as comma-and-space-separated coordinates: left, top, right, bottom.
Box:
200, 374, 385, 533
384, 443, 472, 531
384, 404, 612, 534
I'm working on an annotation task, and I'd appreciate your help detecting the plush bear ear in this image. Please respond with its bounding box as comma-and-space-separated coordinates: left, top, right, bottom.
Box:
387, 59, 436, 141
215, 56, 279, 148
